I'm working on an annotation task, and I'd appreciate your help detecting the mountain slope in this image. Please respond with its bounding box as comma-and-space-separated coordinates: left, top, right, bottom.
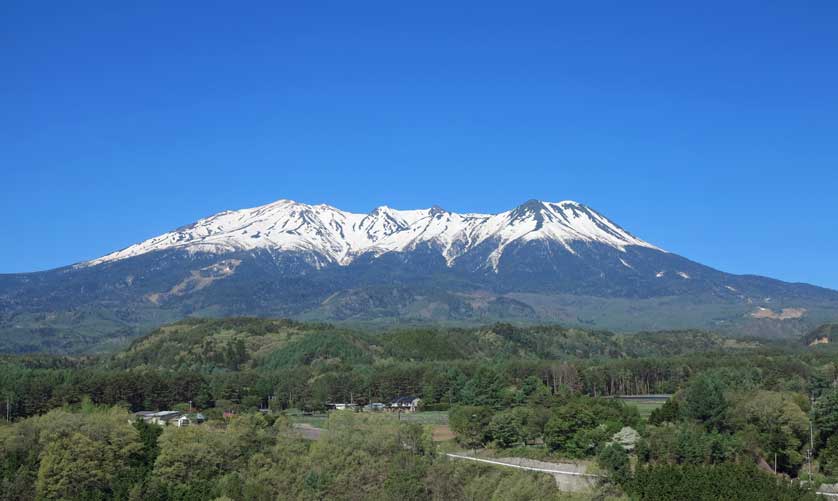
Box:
804, 323, 838, 347
2, 198, 837, 353
83, 199, 659, 269
108, 317, 762, 372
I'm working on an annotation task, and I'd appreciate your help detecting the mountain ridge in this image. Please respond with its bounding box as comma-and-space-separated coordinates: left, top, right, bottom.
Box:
81, 198, 660, 270
2, 197, 837, 354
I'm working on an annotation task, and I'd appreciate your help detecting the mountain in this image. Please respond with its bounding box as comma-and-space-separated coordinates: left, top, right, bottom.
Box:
83, 199, 658, 269
2, 198, 837, 353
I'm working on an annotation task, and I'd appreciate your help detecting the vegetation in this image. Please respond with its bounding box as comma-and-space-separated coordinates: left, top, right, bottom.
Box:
1, 317, 837, 499
628, 463, 816, 500
109, 318, 772, 372
0, 407, 565, 500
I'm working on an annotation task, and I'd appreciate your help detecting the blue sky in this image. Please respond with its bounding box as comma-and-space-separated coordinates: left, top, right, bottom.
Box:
2, 2, 837, 289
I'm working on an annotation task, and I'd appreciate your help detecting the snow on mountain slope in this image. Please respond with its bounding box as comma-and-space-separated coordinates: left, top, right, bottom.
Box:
83, 198, 662, 269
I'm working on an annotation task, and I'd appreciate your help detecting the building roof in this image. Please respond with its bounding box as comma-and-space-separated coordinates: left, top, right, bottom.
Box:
391, 396, 419, 406
135, 410, 182, 420
153, 411, 181, 418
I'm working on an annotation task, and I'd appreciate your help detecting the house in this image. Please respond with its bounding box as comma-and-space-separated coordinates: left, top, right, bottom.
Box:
132, 411, 156, 421
133, 410, 208, 426
133, 410, 183, 426
327, 402, 357, 411
389, 397, 421, 413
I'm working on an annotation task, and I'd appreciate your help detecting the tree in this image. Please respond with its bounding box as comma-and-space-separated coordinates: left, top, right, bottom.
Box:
598, 442, 631, 486
545, 403, 596, 453
134, 418, 163, 471
306, 412, 417, 500
611, 426, 641, 451
683, 373, 728, 430
820, 435, 838, 477
459, 367, 505, 408
815, 388, 838, 449
517, 376, 551, 406
36, 432, 112, 499
383, 451, 430, 501
220, 413, 272, 470
649, 398, 680, 425
449, 405, 493, 449
628, 463, 817, 500
730, 390, 808, 475
30, 407, 144, 500
521, 406, 550, 444
152, 427, 225, 489
241, 436, 311, 500
637, 422, 741, 466
489, 409, 525, 449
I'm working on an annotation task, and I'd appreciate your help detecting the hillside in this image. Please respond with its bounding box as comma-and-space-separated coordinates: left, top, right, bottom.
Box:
805, 323, 838, 347
107, 317, 764, 371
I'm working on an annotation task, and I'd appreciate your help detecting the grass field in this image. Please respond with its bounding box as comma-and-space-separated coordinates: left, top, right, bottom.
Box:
395, 411, 449, 425
287, 413, 329, 428
620, 399, 665, 419
285, 410, 449, 429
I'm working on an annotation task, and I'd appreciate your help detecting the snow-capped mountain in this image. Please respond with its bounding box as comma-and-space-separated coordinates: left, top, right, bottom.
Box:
2, 198, 838, 354
84, 199, 659, 270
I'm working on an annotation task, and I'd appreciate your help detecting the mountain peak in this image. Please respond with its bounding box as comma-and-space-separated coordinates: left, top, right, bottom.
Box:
510, 199, 547, 218
368, 205, 392, 215
429, 205, 447, 216
82, 198, 660, 268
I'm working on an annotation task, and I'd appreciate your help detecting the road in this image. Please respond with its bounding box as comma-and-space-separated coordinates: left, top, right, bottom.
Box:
445, 452, 601, 492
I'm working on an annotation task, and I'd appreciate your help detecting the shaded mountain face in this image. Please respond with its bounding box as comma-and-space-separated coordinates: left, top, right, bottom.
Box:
805, 324, 838, 346
2, 198, 837, 353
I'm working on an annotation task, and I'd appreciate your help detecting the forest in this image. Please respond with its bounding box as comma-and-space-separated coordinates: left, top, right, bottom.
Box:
1, 318, 837, 500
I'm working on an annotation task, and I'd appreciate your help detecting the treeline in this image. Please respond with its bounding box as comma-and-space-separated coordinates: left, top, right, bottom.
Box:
2, 348, 835, 420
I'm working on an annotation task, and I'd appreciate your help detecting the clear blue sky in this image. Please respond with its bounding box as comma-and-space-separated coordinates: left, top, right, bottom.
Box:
2, 2, 837, 289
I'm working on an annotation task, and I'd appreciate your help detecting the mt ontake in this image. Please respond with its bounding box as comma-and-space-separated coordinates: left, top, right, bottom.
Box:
2, 198, 837, 353
84, 199, 659, 270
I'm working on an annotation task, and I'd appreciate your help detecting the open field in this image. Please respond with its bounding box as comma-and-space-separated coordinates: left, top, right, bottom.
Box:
287, 413, 329, 428
396, 410, 449, 425
619, 399, 665, 419
431, 425, 455, 442
287, 410, 455, 442
287, 410, 448, 428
